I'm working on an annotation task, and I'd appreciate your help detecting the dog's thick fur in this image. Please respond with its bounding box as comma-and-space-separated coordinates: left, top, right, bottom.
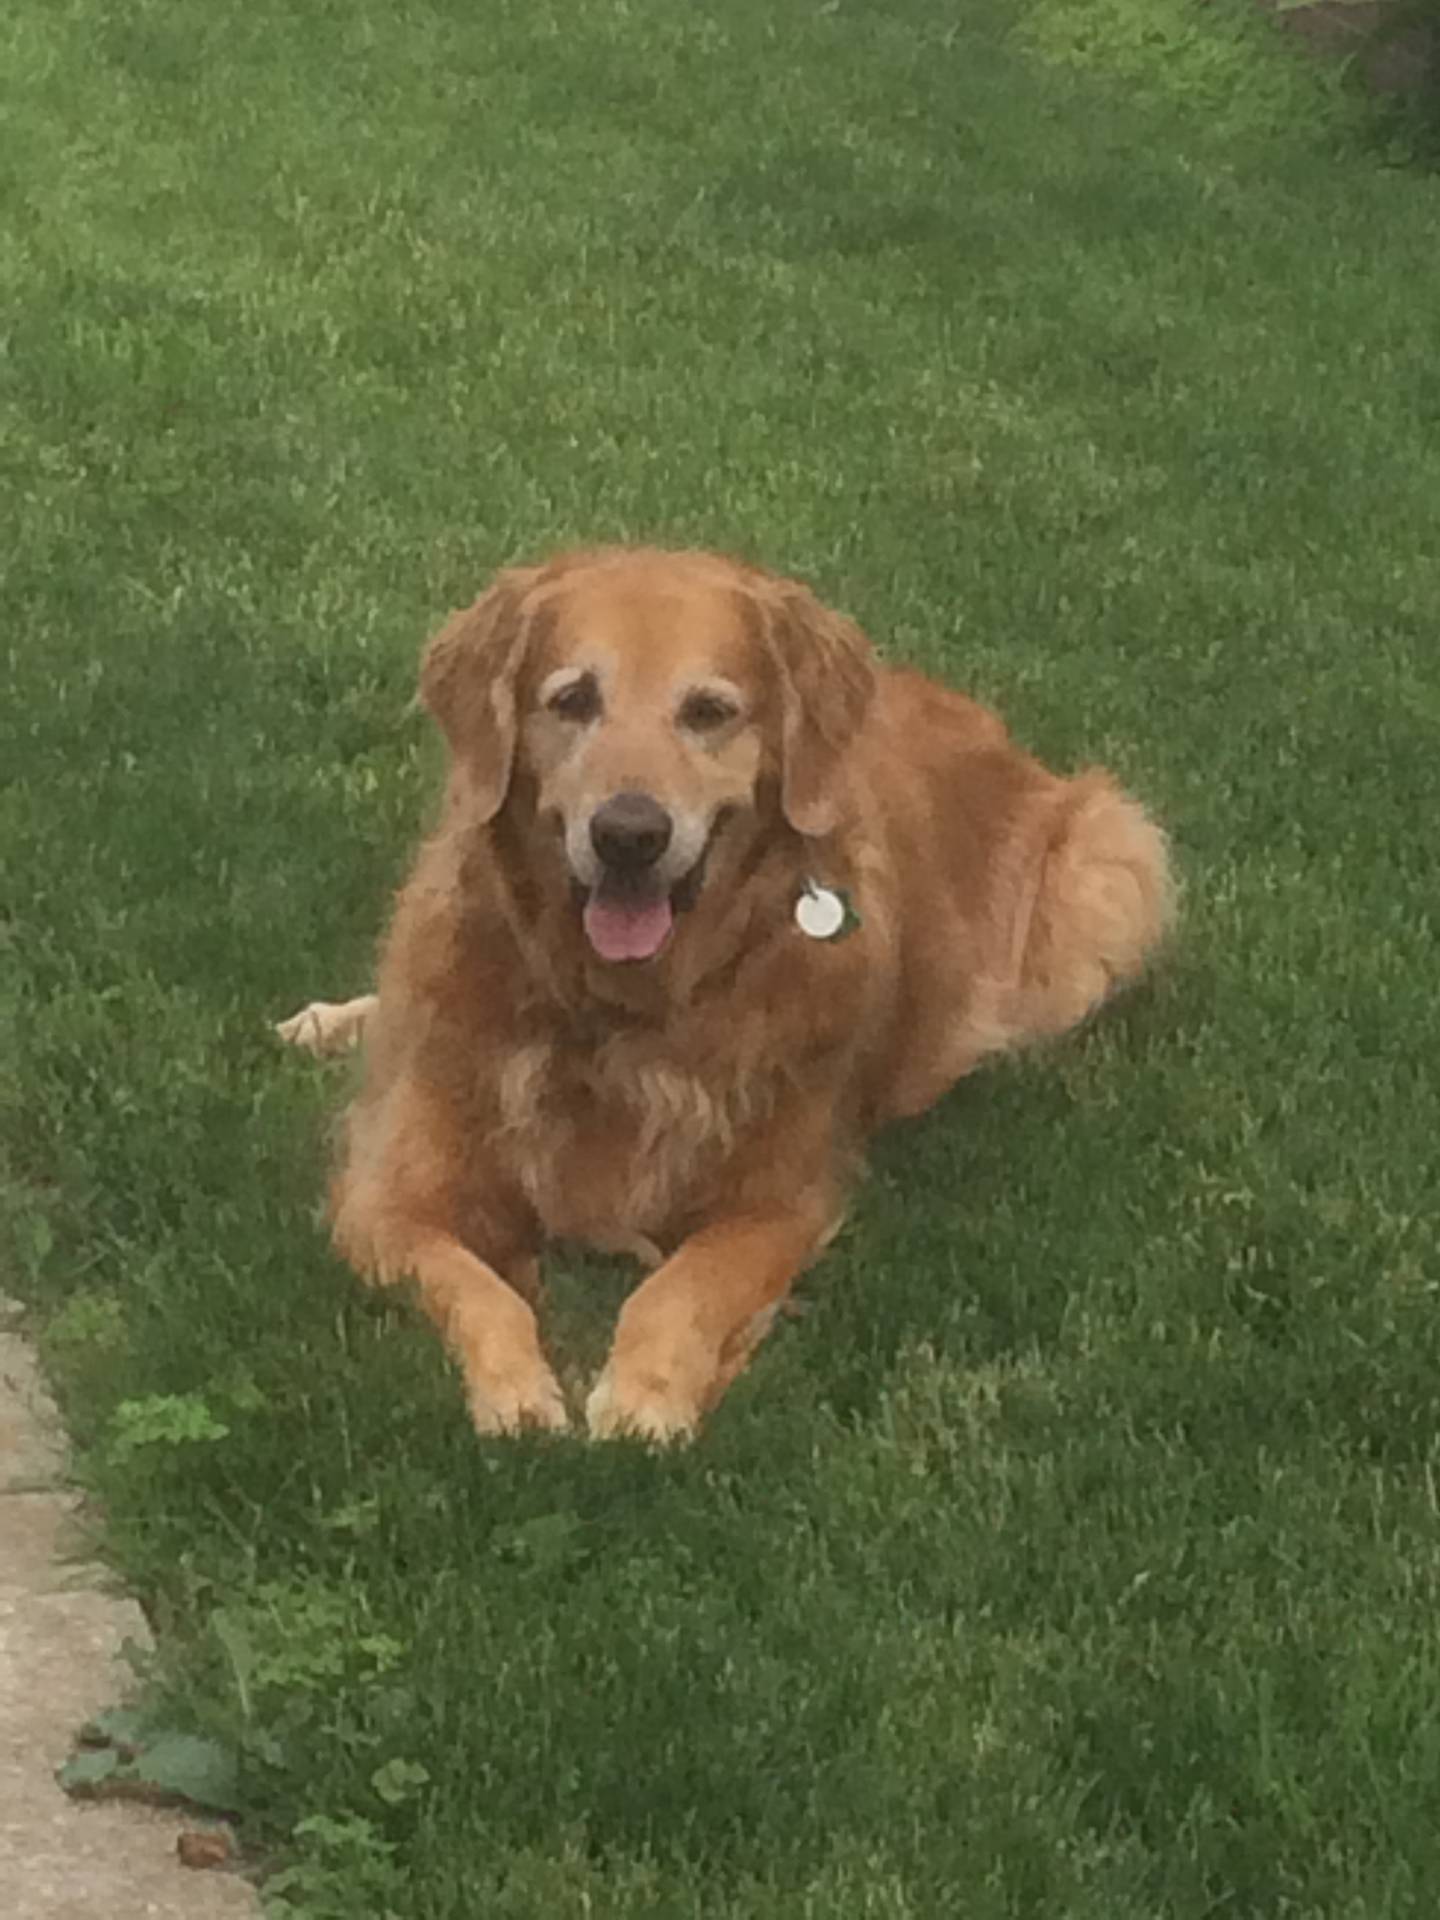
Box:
302, 548, 1171, 1440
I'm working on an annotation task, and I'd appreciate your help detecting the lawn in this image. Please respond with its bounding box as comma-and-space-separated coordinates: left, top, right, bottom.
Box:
3, 0, 1440, 1913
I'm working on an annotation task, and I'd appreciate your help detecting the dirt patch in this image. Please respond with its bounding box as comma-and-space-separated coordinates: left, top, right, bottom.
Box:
1256, 0, 1437, 96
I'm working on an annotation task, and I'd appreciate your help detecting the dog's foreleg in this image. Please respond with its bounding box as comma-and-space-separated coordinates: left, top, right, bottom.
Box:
585, 1207, 831, 1444
338, 1218, 567, 1436
407, 1232, 567, 1436
330, 1071, 563, 1435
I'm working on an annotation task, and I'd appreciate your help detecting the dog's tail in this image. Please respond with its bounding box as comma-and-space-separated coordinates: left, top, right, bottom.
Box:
1014, 771, 1175, 1040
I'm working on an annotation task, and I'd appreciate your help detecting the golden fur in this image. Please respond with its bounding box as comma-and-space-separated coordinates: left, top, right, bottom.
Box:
294, 548, 1172, 1440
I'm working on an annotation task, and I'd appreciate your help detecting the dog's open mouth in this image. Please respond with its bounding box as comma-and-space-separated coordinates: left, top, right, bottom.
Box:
580, 847, 711, 965
583, 882, 673, 963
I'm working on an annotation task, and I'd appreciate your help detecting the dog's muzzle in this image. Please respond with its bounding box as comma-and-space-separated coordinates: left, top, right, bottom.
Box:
581, 791, 676, 964
589, 793, 673, 875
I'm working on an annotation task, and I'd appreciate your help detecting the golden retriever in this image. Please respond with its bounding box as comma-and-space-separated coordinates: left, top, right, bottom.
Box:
281, 548, 1172, 1441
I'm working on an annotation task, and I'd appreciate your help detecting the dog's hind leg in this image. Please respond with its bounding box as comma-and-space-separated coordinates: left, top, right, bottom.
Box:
275, 994, 378, 1056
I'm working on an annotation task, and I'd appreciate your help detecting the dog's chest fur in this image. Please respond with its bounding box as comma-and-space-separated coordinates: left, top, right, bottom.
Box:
490, 1021, 772, 1253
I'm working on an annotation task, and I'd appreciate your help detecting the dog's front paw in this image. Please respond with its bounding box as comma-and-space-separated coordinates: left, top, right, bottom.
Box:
446, 1285, 570, 1439
584, 1360, 702, 1445
468, 1363, 570, 1438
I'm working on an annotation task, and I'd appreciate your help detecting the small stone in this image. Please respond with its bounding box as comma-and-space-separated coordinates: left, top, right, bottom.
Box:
177, 1829, 234, 1871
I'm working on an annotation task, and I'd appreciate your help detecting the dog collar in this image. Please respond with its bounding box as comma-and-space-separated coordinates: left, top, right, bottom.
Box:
796, 881, 861, 941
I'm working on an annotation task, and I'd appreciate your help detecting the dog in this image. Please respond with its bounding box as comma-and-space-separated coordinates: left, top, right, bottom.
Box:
280, 547, 1172, 1441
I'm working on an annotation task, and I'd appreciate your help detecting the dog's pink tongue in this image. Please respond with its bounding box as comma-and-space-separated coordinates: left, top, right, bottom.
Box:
583, 892, 674, 963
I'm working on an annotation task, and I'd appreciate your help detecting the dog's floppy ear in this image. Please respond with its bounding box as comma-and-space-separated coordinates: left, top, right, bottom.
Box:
761, 581, 877, 837
419, 568, 540, 822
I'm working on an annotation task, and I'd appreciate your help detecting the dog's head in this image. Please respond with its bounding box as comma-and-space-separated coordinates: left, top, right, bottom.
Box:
420, 548, 875, 965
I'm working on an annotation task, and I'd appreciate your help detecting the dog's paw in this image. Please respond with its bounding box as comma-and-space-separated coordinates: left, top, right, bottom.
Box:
274, 996, 376, 1057
584, 1364, 700, 1446
468, 1365, 570, 1439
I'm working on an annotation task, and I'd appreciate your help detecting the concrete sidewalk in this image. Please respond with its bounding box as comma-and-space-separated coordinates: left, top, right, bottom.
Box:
0, 1299, 258, 1919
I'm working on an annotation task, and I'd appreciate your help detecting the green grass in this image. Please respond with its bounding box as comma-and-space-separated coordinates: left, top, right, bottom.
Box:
4, 0, 1440, 1913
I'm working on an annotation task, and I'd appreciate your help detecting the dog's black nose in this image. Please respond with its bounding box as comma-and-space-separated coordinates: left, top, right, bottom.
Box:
590, 793, 673, 872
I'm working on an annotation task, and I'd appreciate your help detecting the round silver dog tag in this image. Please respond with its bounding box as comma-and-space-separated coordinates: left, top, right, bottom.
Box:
795, 885, 847, 940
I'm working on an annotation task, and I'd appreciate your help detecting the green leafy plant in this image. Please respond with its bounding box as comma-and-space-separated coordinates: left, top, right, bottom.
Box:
105, 1394, 230, 1463
44, 1288, 126, 1354
57, 1708, 239, 1813
264, 1814, 408, 1920
211, 1579, 405, 1720
369, 1758, 430, 1808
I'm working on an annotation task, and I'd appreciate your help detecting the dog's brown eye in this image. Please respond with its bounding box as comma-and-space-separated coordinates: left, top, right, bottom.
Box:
679, 690, 739, 733
547, 675, 601, 723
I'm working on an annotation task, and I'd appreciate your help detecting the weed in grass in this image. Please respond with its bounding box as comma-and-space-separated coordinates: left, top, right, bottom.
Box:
264, 1813, 409, 1920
